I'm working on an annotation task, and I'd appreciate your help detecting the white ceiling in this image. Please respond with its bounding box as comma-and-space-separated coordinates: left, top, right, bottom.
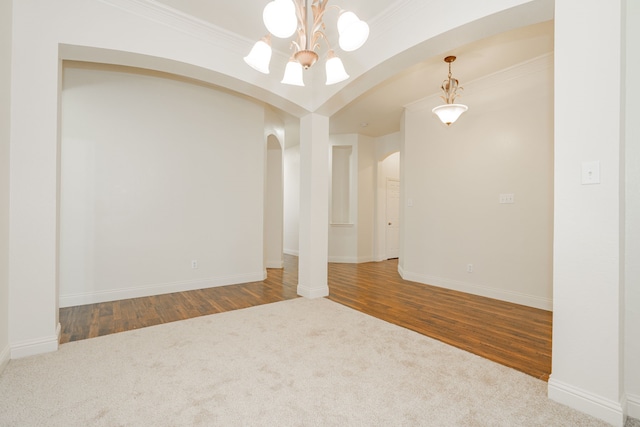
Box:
154, 0, 391, 47
153, 0, 554, 138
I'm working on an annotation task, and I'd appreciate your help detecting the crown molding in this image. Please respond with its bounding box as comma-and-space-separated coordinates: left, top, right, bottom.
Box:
98, 0, 251, 54
367, 0, 434, 45
404, 52, 553, 112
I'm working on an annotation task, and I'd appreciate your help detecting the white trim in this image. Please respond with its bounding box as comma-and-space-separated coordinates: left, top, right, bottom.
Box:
10, 324, 61, 359
328, 255, 376, 264
99, 0, 249, 53
399, 270, 552, 311
297, 284, 329, 299
265, 260, 284, 269
98, 0, 288, 64
628, 393, 640, 419
0, 344, 10, 374
398, 263, 406, 278
548, 378, 626, 427
284, 249, 299, 256
405, 53, 554, 112
327, 256, 355, 263
367, 0, 432, 46
59, 273, 265, 307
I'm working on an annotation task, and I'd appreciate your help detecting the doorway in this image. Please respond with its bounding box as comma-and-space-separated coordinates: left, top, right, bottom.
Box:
376, 151, 400, 261
386, 178, 400, 259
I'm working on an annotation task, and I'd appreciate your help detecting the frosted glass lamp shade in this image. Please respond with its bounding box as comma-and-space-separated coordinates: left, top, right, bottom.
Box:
337, 11, 369, 52
244, 39, 272, 74
263, 0, 297, 39
432, 104, 468, 126
281, 60, 305, 86
325, 56, 349, 85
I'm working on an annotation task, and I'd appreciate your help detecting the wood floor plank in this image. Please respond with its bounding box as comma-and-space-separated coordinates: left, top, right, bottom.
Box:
59, 254, 551, 381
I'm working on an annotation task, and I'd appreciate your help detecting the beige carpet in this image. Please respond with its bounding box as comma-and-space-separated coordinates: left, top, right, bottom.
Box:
0, 298, 629, 426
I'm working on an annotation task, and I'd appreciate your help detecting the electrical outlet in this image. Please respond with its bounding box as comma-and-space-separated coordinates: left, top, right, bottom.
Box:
191, 260, 198, 269
499, 193, 515, 204
467, 264, 473, 273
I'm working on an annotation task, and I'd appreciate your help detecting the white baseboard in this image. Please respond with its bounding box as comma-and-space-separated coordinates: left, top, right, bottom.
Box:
0, 343, 10, 373
328, 255, 375, 264
10, 323, 61, 359
265, 260, 284, 269
283, 249, 299, 256
59, 272, 266, 307
628, 393, 640, 419
398, 269, 552, 311
548, 377, 626, 427
297, 283, 329, 299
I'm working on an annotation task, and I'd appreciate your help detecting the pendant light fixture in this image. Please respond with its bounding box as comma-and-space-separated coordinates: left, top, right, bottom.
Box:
432, 56, 468, 126
244, 0, 369, 87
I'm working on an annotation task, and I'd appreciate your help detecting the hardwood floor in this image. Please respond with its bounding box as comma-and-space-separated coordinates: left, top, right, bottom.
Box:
326, 259, 552, 381
59, 255, 299, 343
59, 254, 552, 381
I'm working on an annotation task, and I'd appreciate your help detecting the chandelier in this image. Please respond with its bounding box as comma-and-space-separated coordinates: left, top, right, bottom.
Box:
432, 56, 468, 126
244, 0, 369, 86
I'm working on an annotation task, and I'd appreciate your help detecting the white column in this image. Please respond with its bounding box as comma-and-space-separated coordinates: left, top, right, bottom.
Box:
625, 0, 640, 419
549, 1, 626, 425
0, 0, 12, 370
297, 113, 329, 298
8, 16, 60, 357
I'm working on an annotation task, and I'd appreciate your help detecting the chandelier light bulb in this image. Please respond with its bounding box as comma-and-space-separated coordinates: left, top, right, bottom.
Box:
325, 52, 349, 85
246, 1, 370, 86
243, 36, 272, 74
263, 0, 297, 39
281, 59, 305, 86
337, 11, 369, 52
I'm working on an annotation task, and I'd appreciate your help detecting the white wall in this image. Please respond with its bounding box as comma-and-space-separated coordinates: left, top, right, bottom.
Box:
357, 135, 376, 262
327, 134, 377, 263
329, 134, 357, 262
264, 108, 286, 267
549, 1, 626, 425
401, 54, 554, 310
283, 144, 300, 256
265, 136, 284, 268
625, 0, 640, 418
375, 132, 401, 161
59, 63, 266, 306
0, 0, 12, 373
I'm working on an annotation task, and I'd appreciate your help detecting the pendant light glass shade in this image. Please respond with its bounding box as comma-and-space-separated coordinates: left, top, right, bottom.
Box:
263, 0, 297, 39
281, 60, 305, 86
432, 104, 468, 126
243, 37, 272, 74
337, 11, 369, 52
325, 53, 349, 85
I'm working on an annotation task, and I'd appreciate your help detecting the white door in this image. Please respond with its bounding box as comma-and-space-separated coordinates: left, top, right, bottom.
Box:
386, 178, 400, 259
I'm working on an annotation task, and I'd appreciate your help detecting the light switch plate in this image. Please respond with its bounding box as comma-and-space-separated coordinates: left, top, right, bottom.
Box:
582, 161, 600, 185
